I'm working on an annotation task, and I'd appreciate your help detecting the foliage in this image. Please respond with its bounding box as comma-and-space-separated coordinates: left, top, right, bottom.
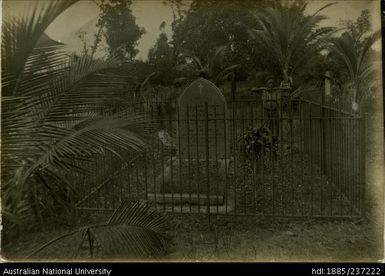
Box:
96, 0, 145, 61
1, 0, 148, 240
178, 46, 239, 85
171, 1, 266, 73
27, 201, 169, 260
1, 0, 77, 96
326, 10, 381, 108
248, 1, 335, 87
239, 126, 279, 160
327, 9, 374, 82
148, 23, 179, 86
328, 30, 381, 107
162, 0, 187, 28
342, 9, 372, 45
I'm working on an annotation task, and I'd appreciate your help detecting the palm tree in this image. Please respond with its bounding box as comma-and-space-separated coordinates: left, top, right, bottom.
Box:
328, 30, 381, 110
1, 0, 149, 240
248, 1, 335, 87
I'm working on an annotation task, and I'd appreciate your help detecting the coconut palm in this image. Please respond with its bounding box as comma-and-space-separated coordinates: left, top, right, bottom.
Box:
248, 1, 335, 87
1, 0, 152, 243
328, 30, 381, 110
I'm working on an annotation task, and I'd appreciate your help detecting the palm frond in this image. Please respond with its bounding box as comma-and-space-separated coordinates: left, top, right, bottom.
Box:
213, 64, 239, 83
357, 30, 381, 74
27, 201, 168, 260
329, 33, 358, 77
16, 116, 147, 189
328, 29, 380, 103
1, 1, 150, 235
310, 2, 337, 17
2, 0, 78, 95
139, 72, 156, 94
207, 46, 227, 74
250, 2, 334, 81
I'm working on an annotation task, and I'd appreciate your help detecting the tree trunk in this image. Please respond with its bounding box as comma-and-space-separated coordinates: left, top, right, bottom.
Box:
352, 86, 359, 112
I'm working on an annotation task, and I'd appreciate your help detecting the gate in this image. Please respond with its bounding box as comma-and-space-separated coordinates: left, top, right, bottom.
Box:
73, 97, 365, 218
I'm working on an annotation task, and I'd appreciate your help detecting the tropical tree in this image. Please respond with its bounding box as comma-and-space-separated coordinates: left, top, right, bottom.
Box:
96, 0, 146, 61
171, 0, 266, 72
342, 9, 372, 45
325, 9, 381, 110
148, 22, 179, 86
248, 1, 335, 88
328, 30, 381, 110
1, 0, 148, 240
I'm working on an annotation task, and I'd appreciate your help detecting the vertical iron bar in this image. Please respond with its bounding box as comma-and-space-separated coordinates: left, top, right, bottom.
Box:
319, 103, 324, 216
349, 116, 353, 216
170, 142, 174, 212
310, 104, 314, 217
128, 159, 131, 201
169, 103, 174, 212
341, 116, 346, 216
255, 102, 262, 216
214, 106, 219, 214
223, 106, 229, 214
279, 92, 284, 216
328, 100, 332, 184
205, 102, 211, 221
290, 98, 294, 215
177, 103, 183, 213
135, 164, 140, 201
161, 140, 165, 211
251, 102, 256, 213
187, 105, 192, 213
241, 105, 246, 214
359, 114, 366, 216
232, 101, 237, 215
335, 109, 340, 216
299, 100, 304, 216
144, 150, 148, 201
196, 104, 201, 213
152, 148, 157, 211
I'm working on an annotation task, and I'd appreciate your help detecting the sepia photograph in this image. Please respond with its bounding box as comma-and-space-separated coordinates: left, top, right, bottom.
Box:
1, 0, 384, 263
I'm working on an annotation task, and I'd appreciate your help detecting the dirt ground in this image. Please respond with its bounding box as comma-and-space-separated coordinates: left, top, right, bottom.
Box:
2, 213, 383, 262
164, 215, 383, 262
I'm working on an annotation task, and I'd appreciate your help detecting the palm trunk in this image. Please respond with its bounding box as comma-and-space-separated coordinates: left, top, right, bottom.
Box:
281, 65, 291, 88
352, 85, 359, 112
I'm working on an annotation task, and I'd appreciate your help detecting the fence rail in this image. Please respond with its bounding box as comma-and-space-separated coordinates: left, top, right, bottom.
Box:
73, 98, 365, 218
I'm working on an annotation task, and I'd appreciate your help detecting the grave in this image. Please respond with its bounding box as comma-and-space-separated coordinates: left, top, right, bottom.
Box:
148, 78, 232, 211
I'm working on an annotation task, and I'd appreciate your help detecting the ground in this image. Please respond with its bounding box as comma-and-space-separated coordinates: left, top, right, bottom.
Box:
165, 215, 381, 262
1, 214, 382, 262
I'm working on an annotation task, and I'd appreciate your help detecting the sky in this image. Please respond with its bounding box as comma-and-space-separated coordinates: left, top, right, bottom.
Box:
2, 0, 382, 60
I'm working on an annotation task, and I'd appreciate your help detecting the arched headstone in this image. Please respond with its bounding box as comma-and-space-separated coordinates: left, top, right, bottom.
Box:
147, 78, 232, 210
177, 78, 229, 159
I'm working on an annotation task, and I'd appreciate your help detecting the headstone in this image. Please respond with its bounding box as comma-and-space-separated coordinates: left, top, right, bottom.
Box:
177, 78, 229, 159
147, 78, 233, 211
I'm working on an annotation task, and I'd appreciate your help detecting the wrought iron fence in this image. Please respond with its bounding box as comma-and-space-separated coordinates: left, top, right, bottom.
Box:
74, 97, 365, 218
